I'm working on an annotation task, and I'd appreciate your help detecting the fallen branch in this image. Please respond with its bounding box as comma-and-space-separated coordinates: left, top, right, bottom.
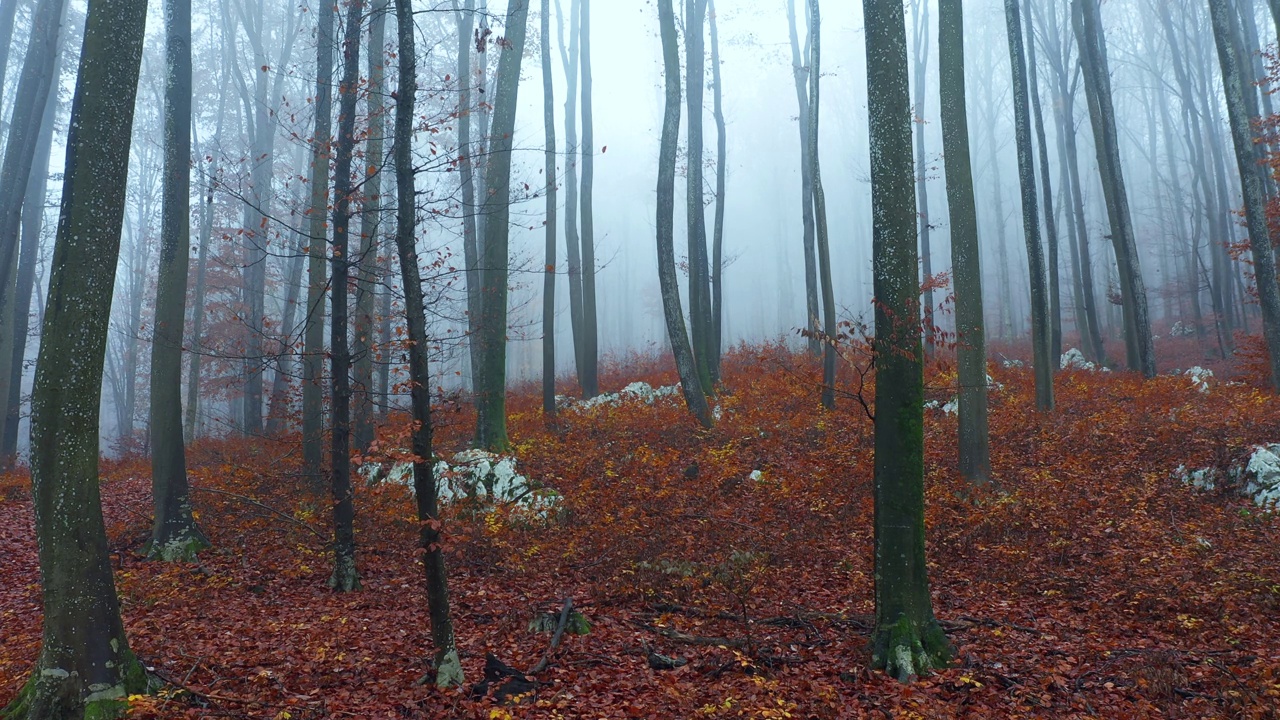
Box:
527, 598, 574, 675
634, 621, 747, 648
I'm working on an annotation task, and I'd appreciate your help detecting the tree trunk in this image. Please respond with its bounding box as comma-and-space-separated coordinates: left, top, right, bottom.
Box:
709, 0, 726, 376
1024, 0, 1062, 362
354, 0, 388, 454
148, 0, 207, 562
864, 0, 950, 682
938, 0, 990, 484
304, 0, 335, 488
185, 108, 223, 440
910, 0, 935, 351
1006, 0, 1053, 410
455, 0, 484, 397
542, 0, 558, 416
0, 0, 21, 125
808, 0, 836, 410
328, 0, 365, 593
657, 0, 713, 429
8, 0, 151, 712
578, 0, 599, 398
685, 0, 714, 391
1072, 0, 1155, 377
393, 0, 464, 685
1209, 0, 1280, 391
473, 0, 530, 451
265, 229, 307, 434
786, 0, 820, 356
554, 0, 584, 385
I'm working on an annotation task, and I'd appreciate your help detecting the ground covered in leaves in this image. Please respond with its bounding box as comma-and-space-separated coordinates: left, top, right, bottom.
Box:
3, 339, 1280, 718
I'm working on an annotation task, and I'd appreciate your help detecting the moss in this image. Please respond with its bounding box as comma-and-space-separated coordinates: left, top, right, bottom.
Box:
144, 532, 210, 563
871, 615, 952, 683
0, 675, 35, 719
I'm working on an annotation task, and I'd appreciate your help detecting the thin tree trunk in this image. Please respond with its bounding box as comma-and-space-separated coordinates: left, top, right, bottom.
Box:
911, 0, 935, 351
0, 0, 21, 125
685, 0, 714, 391
149, 0, 207, 562
328, 0, 365, 593
1025, 0, 1062, 361
541, 0, 557, 415
554, 0, 584, 384
786, 0, 820, 356
657, 0, 713, 429
578, 0, 598, 398
455, 0, 484, 396
708, 0, 726, 375
265, 229, 307, 434
393, 0, 463, 684
808, 0, 836, 410
9, 0, 150, 711
186, 108, 223, 440
864, 0, 950, 682
939, 0, 990, 484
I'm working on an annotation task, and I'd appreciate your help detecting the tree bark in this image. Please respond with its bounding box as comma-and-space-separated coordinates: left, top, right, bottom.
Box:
9, 0, 151, 712
657, 0, 713, 429
938, 0, 990, 484
1006, 0, 1054, 410
149, 0, 208, 562
393, 0, 464, 685
864, 0, 950, 682
473, 0, 530, 451
328, 0, 365, 593
1208, 0, 1280, 391
685, 0, 714, 391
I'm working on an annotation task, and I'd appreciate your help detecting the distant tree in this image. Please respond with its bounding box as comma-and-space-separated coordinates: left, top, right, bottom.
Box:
474, 0, 530, 450
148, 0, 207, 562
1208, 0, 1280, 391
328, 0, 366, 593
554, 0, 585, 385
863, 0, 951, 682
304, 0, 336, 488
579, 0, 599, 398
785, 0, 821, 357
807, 0, 836, 410
0, 0, 20, 122
657, 0, 713, 429
938, 0, 990, 484
909, 0, 935, 351
685, 0, 715, 391
1004, 0, 1053, 411
542, 0, 559, 416
1072, 0, 1155, 377
708, 0, 727, 372
1023, 0, 1062, 361
3, 0, 152, 713
454, 0, 483, 397
393, 0, 464, 685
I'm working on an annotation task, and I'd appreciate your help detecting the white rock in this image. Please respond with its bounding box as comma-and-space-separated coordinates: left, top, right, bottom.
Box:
1184, 366, 1214, 394
1245, 444, 1280, 508
1060, 348, 1095, 370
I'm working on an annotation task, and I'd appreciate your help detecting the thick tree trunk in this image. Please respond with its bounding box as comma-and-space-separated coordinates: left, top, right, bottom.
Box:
1006, 0, 1054, 410
709, 0, 726, 376
1209, 0, 1280, 391
353, 0, 388, 454
303, 0, 335, 488
864, 0, 950, 682
938, 0, 990, 484
1072, 0, 1155, 377
578, 0, 599, 398
473, 0, 530, 451
148, 0, 207, 562
328, 0, 365, 593
393, 0, 463, 685
542, 0, 557, 415
9, 0, 151, 713
808, 0, 836, 410
786, 0, 820, 356
657, 0, 713, 429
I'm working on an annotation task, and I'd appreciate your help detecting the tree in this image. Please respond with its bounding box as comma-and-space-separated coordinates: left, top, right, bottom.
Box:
542, 0, 558, 416
473, 0, 530, 450
807, 0, 836, 410
657, 0, 713, 429
554, 0, 585, 385
785, 0, 821, 357
708, 0, 726, 373
2, 0, 152, 712
1208, 0, 1280, 391
1072, 0, 1155, 377
1024, 0, 1062, 361
909, 0, 935, 351
938, 0, 990, 484
148, 0, 207, 562
393, 0, 464, 684
863, 0, 951, 682
685, 0, 714, 391
303, 0, 335, 488
328, 0, 366, 593
454, 0, 483, 397
579, 0, 599, 398
1005, 0, 1053, 411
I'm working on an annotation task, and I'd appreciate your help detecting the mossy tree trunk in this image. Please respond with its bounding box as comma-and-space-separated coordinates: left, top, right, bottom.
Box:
473, 0, 530, 451
657, 0, 713, 429
149, 0, 207, 562
10, 0, 152, 713
328, 0, 365, 593
863, 0, 951, 682
938, 0, 990, 485
392, 0, 463, 685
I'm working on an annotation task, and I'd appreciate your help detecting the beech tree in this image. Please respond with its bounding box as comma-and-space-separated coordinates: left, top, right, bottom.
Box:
542, 0, 558, 415
785, 0, 821, 357
5, 0, 152, 712
864, 0, 950, 681
807, 0, 835, 410
685, 0, 714, 391
579, 0, 599, 398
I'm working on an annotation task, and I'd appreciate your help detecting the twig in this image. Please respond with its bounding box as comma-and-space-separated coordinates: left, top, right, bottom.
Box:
527, 598, 574, 675
634, 620, 747, 648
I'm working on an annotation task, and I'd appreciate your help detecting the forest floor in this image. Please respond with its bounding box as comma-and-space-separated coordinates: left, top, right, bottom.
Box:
2, 338, 1280, 719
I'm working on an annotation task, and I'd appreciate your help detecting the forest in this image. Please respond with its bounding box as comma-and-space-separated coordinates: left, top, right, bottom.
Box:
1, 0, 1280, 717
